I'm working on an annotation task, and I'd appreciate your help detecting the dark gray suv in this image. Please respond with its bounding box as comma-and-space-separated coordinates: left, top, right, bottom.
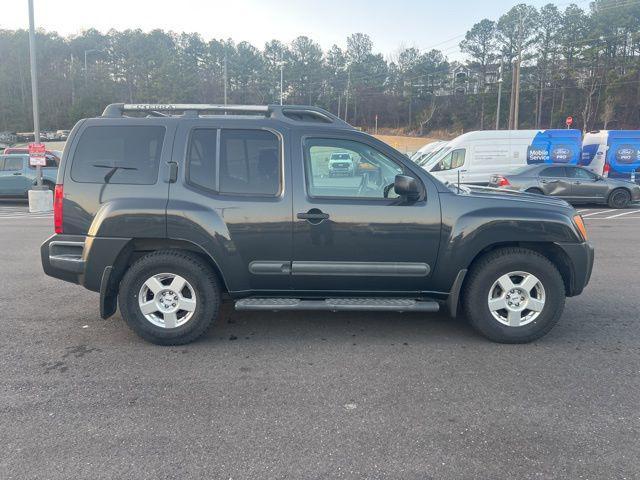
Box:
41, 103, 594, 345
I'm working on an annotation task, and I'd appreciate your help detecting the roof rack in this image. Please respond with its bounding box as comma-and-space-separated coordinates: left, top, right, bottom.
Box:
101, 103, 353, 128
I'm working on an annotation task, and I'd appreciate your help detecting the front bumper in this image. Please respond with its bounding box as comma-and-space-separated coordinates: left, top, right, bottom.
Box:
556, 241, 595, 296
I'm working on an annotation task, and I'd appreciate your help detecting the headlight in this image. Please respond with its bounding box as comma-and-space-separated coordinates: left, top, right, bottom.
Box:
573, 214, 588, 241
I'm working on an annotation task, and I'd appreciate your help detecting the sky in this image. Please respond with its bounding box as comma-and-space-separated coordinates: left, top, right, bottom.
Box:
2, 0, 588, 61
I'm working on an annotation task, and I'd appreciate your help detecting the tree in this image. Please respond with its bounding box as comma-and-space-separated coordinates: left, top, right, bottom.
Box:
460, 19, 497, 128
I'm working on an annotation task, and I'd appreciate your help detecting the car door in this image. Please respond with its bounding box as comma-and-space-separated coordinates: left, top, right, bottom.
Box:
0, 156, 29, 195
167, 121, 293, 294
567, 166, 608, 201
538, 166, 572, 197
291, 132, 441, 294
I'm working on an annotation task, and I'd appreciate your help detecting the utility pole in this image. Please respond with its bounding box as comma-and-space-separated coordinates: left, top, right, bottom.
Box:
508, 59, 517, 129
513, 10, 525, 130
28, 0, 41, 188
344, 69, 351, 123
223, 55, 228, 106
279, 63, 284, 105
70, 53, 75, 105
495, 60, 503, 130
83, 49, 98, 89
408, 81, 413, 130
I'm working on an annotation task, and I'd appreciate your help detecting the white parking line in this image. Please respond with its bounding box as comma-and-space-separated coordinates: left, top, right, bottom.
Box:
603, 209, 640, 219
581, 209, 616, 218
576, 209, 591, 213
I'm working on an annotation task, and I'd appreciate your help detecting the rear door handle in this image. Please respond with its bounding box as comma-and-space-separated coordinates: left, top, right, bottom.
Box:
297, 209, 330, 222
12, 172, 22, 176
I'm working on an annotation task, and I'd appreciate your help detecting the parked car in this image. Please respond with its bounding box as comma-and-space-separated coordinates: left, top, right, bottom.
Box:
3, 147, 61, 165
424, 129, 582, 185
56, 130, 71, 141
328, 152, 355, 176
41, 103, 593, 346
0, 154, 58, 197
581, 130, 640, 184
488, 164, 640, 208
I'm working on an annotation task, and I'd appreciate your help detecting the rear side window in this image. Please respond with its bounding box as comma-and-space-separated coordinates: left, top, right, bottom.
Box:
71, 126, 165, 184
219, 130, 280, 196
187, 129, 218, 191
540, 166, 566, 177
2, 157, 23, 171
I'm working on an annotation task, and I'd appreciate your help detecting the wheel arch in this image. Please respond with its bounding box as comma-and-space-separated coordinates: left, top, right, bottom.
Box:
456, 241, 574, 309
100, 238, 230, 319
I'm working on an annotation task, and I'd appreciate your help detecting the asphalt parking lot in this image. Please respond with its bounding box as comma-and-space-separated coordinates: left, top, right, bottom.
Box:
1, 200, 639, 479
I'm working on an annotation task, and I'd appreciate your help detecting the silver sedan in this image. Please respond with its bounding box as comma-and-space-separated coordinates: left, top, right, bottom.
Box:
488, 164, 640, 208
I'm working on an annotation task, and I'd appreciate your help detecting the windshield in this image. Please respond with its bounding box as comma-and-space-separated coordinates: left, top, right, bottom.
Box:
416, 146, 447, 166
424, 146, 452, 169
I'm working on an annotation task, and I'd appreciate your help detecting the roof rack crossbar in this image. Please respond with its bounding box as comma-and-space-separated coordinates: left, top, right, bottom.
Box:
101, 103, 354, 129
102, 103, 270, 117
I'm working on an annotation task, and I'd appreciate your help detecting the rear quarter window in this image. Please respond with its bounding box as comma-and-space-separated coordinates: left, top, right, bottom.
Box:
70, 125, 165, 184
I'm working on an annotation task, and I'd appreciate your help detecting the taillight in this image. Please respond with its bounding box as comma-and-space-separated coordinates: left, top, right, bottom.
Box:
54, 184, 63, 234
603, 162, 610, 178
496, 175, 510, 187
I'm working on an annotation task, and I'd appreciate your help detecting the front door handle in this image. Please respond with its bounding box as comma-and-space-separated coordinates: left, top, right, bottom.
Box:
12, 172, 22, 176
297, 209, 330, 223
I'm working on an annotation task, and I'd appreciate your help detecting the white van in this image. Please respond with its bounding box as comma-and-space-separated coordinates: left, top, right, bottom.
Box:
423, 129, 582, 185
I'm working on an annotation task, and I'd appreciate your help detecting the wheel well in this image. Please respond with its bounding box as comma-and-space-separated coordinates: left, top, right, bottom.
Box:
608, 187, 631, 199
462, 242, 573, 296
110, 239, 229, 294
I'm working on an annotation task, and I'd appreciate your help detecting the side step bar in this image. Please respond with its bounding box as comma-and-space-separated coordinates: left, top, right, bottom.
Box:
235, 298, 440, 313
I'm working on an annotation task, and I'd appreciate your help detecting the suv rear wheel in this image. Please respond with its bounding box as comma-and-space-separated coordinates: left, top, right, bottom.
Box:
462, 248, 565, 343
119, 250, 220, 345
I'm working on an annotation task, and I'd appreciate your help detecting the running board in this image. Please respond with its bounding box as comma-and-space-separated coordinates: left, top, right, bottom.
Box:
235, 298, 440, 312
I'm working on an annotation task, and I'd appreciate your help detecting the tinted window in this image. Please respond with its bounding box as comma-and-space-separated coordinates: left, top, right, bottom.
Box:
568, 167, 595, 179
540, 166, 566, 177
187, 129, 217, 191
219, 130, 280, 196
304, 138, 404, 199
2, 157, 23, 171
71, 126, 165, 184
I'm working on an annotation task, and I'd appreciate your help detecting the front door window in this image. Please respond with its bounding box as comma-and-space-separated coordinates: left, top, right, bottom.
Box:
304, 138, 403, 200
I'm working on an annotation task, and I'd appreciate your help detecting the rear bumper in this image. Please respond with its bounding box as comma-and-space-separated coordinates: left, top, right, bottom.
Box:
556, 241, 595, 296
41, 234, 131, 292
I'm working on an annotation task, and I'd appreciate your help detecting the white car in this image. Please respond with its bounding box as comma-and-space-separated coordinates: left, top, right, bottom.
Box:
328, 152, 355, 176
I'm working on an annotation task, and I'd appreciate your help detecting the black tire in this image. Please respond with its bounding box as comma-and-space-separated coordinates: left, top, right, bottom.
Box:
118, 250, 221, 345
526, 188, 544, 195
607, 188, 631, 209
462, 247, 565, 344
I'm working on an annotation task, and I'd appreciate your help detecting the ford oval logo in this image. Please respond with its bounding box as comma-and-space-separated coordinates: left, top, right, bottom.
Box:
616, 146, 639, 164
551, 147, 572, 162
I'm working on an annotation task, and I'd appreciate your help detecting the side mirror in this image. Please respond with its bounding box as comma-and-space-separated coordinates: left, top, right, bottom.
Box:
394, 174, 421, 200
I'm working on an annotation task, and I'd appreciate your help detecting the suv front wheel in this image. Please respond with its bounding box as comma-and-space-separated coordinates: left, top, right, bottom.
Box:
119, 250, 221, 345
462, 247, 565, 343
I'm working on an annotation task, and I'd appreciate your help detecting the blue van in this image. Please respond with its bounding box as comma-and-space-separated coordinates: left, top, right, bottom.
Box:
526, 129, 582, 165
581, 130, 640, 184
